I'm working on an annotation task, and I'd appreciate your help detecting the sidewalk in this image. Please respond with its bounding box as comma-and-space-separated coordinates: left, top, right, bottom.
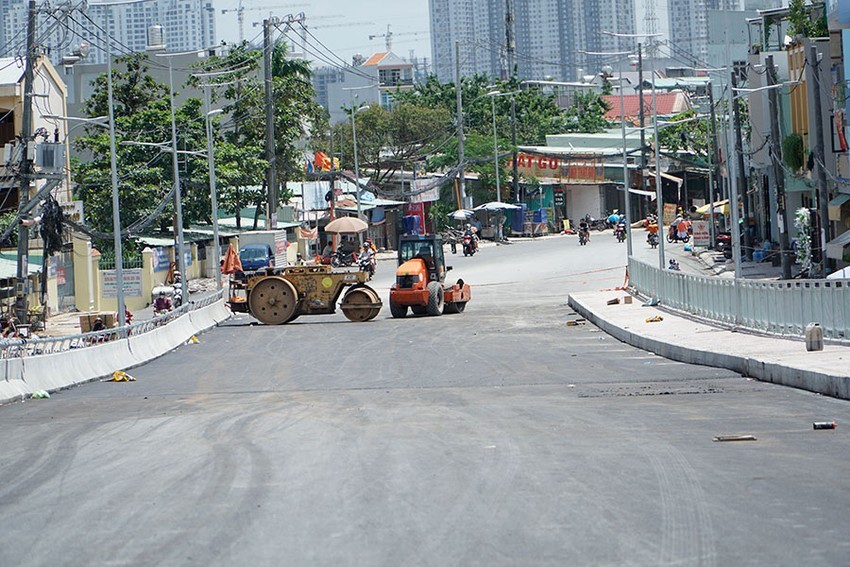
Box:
41, 277, 220, 338
570, 229, 849, 399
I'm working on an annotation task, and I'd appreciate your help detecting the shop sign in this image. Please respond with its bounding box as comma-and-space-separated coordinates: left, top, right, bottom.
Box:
692, 220, 710, 247
510, 153, 604, 183
102, 268, 143, 297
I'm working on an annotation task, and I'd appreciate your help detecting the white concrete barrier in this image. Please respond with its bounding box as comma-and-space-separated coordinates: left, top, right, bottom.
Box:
0, 299, 232, 405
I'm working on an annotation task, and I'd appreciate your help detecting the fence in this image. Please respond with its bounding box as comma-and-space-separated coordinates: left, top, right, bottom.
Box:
628, 257, 850, 342
0, 289, 224, 359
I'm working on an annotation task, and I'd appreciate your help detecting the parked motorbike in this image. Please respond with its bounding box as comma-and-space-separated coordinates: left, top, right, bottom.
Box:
330, 249, 356, 268
583, 215, 608, 232
462, 234, 477, 256
171, 271, 183, 308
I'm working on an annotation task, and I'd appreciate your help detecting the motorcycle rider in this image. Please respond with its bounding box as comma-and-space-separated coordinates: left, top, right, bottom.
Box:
463, 224, 479, 252
358, 239, 376, 272
616, 217, 627, 240
154, 291, 173, 315
578, 219, 590, 243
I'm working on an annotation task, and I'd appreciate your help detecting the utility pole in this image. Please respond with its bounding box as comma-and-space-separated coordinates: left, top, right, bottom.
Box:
263, 17, 277, 229
730, 69, 752, 261
505, 0, 515, 79
14, 0, 37, 322
809, 45, 831, 277
766, 55, 792, 279
455, 41, 467, 208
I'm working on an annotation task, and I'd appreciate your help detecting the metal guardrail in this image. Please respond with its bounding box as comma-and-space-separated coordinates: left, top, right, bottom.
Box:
0, 289, 225, 359
629, 258, 850, 342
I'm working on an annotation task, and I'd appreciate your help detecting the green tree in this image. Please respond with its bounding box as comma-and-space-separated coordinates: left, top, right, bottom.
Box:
73, 53, 209, 251
196, 41, 325, 228
788, 0, 828, 38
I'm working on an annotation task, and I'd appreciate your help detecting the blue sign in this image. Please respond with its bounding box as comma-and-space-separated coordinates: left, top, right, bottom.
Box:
152, 247, 170, 272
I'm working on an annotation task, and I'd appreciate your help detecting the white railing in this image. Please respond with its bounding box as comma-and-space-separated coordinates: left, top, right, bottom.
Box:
0, 289, 225, 358
629, 257, 850, 342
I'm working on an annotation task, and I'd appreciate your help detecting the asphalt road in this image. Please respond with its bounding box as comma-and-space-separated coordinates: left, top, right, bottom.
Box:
1, 233, 849, 566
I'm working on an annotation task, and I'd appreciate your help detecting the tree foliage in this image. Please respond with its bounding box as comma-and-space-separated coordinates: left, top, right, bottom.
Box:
788, 0, 828, 38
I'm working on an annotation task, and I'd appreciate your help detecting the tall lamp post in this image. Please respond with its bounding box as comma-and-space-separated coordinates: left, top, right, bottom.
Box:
193, 68, 248, 291
155, 49, 212, 304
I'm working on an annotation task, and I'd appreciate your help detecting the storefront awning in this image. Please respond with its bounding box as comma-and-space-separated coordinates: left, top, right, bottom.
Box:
825, 229, 850, 261
628, 188, 657, 199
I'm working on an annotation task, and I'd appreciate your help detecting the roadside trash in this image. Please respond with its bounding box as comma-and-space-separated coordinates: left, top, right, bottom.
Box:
813, 421, 837, 430
110, 371, 136, 382
684, 245, 693, 252
607, 298, 620, 305
713, 434, 757, 442
31, 390, 50, 399
623, 296, 633, 304
645, 316, 663, 323
186, 335, 200, 345
643, 297, 660, 307
565, 319, 586, 326
805, 323, 824, 351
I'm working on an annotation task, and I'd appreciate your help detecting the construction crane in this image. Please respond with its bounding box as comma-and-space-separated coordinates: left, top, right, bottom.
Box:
222, 1, 309, 44
368, 24, 428, 52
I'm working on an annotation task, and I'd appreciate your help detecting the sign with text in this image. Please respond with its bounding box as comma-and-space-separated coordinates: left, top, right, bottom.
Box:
509, 153, 605, 183
152, 247, 170, 272
692, 220, 710, 247
102, 268, 143, 298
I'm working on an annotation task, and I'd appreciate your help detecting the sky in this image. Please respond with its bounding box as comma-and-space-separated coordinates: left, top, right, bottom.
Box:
213, 0, 433, 66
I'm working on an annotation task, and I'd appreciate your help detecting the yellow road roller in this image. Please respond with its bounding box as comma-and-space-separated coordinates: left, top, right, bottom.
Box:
228, 265, 382, 324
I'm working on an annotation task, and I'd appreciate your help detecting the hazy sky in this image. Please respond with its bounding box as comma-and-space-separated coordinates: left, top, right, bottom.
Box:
213, 0, 433, 65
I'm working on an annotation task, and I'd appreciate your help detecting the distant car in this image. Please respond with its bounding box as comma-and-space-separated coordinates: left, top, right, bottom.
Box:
239, 244, 274, 271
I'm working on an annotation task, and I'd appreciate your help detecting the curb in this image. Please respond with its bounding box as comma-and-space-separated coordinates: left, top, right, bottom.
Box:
567, 293, 850, 401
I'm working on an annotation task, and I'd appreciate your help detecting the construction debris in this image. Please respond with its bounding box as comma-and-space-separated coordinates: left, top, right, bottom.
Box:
109, 371, 136, 382
713, 435, 757, 442
607, 298, 620, 305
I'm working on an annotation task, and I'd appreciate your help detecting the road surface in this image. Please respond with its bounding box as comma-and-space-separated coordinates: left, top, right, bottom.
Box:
1, 233, 848, 566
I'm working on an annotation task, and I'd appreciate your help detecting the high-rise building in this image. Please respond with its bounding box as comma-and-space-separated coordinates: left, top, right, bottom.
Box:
0, 0, 216, 67
430, 0, 637, 83
667, 0, 741, 64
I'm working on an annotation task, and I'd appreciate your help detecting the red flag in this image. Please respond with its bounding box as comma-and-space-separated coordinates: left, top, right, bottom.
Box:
314, 151, 332, 171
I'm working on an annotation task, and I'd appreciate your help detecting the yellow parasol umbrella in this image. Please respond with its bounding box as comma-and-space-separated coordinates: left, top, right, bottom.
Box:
695, 199, 730, 215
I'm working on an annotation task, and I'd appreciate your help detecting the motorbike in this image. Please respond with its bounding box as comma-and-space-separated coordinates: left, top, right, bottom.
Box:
462, 234, 477, 256
615, 223, 627, 243
647, 231, 659, 249
358, 256, 376, 279
578, 227, 589, 246
666, 225, 690, 244
330, 249, 356, 268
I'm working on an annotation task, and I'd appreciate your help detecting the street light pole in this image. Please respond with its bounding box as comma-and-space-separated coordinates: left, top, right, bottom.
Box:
204, 89, 223, 290
104, 4, 126, 328
157, 52, 189, 304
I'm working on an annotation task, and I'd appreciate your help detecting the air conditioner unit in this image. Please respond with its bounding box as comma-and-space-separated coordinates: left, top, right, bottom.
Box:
35, 142, 65, 171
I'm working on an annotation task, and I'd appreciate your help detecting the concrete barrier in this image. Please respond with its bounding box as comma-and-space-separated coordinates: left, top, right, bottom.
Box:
0, 298, 232, 405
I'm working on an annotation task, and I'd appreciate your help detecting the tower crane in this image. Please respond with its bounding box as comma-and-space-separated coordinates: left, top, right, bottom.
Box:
221, 1, 309, 44
368, 24, 428, 52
